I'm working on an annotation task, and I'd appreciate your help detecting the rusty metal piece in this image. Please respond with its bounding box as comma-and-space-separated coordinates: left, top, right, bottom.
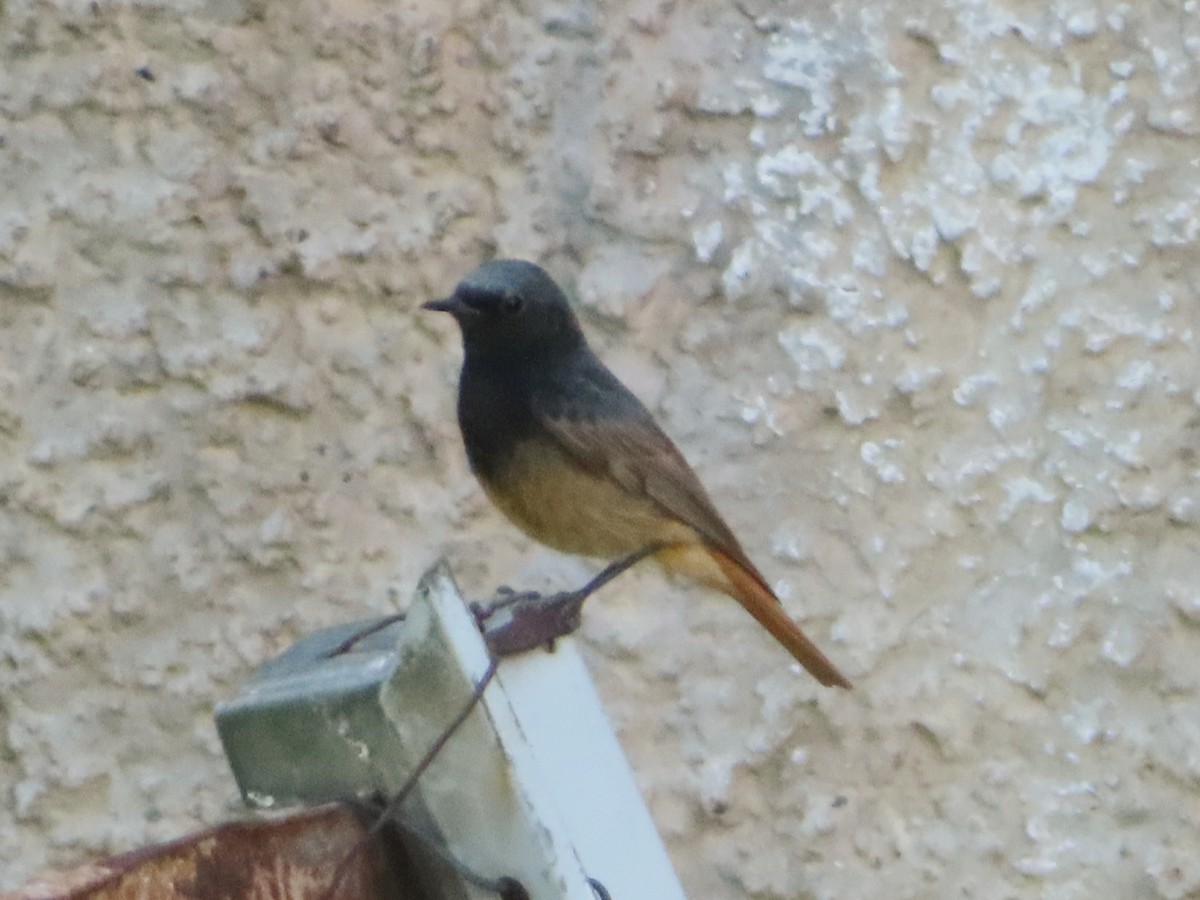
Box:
1, 805, 420, 900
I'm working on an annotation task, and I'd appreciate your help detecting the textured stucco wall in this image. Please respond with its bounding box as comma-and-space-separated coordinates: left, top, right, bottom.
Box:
2, 0, 1199, 896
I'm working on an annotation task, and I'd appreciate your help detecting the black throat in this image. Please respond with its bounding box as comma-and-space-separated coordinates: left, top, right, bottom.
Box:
456, 347, 545, 483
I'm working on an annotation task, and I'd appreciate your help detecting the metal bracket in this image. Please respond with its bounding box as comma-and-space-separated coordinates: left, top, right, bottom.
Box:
216, 562, 687, 900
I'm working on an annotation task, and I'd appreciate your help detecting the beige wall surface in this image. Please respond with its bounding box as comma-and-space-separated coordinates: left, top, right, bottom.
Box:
2, 0, 1198, 896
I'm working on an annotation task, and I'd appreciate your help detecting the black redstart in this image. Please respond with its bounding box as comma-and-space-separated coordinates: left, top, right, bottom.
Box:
423, 259, 849, 688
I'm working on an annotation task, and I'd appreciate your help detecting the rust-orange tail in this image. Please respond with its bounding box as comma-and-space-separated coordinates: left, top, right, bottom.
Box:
711, 549, 851, 689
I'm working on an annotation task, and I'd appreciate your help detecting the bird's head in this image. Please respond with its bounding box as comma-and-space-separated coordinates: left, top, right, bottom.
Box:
423, 259, 585, 361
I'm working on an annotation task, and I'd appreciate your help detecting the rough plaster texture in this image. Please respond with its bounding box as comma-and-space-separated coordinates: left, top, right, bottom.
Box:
1, 0, 1198, 896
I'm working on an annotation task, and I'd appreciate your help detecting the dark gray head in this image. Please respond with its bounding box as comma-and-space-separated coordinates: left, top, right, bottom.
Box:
423, 259, 585, 360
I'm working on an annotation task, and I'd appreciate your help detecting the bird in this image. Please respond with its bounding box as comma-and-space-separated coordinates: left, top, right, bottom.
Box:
422, 259, 850, 688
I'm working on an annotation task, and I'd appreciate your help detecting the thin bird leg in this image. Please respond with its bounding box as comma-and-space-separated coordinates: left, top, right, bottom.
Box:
478, 543, 667, 657
565, 541, 668, 604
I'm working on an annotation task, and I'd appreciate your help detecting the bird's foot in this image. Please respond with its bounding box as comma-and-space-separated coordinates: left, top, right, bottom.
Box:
472, 546, 665, 658
474, 589, 586, 657
473, 585, 538, 614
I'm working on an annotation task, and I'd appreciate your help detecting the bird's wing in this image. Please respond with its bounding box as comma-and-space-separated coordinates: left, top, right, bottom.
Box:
530, 358, 766, 583
531, 356, 852, 688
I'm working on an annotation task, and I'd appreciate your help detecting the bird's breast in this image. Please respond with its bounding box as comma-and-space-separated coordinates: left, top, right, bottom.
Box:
456, 354, 696, 559
475, 435, 696, 559
456, 361, 539, 483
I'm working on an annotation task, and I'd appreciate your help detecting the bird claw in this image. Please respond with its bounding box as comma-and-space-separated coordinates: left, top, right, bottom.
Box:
472, 589, 545, 625
471, 549, 662, 657
475, 589, 585, 657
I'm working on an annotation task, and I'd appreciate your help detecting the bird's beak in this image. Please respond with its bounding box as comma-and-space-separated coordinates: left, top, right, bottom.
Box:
421, 297, 459, 314
422, 295, 481, 320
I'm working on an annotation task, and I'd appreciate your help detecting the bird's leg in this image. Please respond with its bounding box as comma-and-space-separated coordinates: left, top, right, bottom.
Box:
560, 542, 667, 606
476, 544, 666, 657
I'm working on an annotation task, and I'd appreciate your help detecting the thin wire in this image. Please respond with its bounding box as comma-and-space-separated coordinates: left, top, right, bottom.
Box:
320, 656, 500, 899
321, 547, 662, 896
326, 612, 407, 657
391, 817, 530, 897
384, 807, 613, 900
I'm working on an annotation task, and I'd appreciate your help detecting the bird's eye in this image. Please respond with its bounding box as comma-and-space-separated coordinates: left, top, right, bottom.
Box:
500, 293, 524, 314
